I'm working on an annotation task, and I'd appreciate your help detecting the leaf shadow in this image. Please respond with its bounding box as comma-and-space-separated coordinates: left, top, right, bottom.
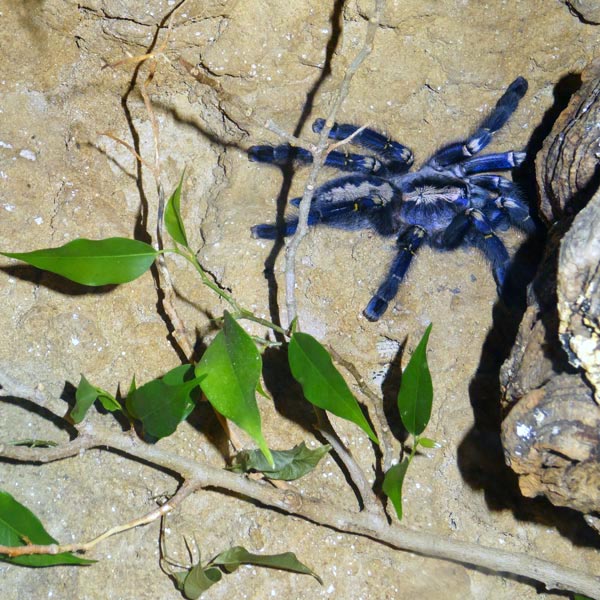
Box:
261, 344, 376, 509
1, 265, 118, 296
380, 337, 409, 445
0, 393, 78, 446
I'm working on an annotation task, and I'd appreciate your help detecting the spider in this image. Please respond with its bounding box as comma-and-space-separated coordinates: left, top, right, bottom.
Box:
249, 77, 534, 321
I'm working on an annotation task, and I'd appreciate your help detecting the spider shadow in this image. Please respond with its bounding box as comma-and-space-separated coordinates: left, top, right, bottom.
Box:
457, 72, 600, 548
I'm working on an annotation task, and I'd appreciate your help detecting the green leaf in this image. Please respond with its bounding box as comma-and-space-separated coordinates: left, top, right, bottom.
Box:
416, 437, 439, 449
126, 364, 203, 439
70, 375, 98, 423
70, 375, 121, 423
127, 375, 137, 397
7, 439, 58, 448
97, 392, 121, 412
288, 333, 379, 444
174, 562, 222, 599
0, 490, 94, 566
255, 379, 270, 400
165, 171, 189, 247
196, 312, 273, 466
230, 442, 331, 481
397, 324, 433, 437
2, 237, 158, 286
210, 546, 322, 584
382, 459, 410, 520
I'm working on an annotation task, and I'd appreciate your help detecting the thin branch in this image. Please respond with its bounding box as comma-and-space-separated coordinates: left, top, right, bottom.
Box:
276, 0, 387, 509
103, 0, 189, 72
0, 434, 95, 463
283, 0, 385, 325
328, 346, 396, 471
97, 132, 155, 173
137, 66, 196, 361
0, 479, 198, 557
262, 119, 316, 150
326, 123, 369, 154
313, 408, 383, 516
2, 426, 599, 598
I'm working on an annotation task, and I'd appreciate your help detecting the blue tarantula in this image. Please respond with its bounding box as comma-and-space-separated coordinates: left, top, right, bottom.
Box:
250, 77, 533, 321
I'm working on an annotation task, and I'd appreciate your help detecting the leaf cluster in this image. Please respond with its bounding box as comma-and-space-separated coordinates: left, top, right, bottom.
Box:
171, 546, 321, 599
0, 176, 436, 594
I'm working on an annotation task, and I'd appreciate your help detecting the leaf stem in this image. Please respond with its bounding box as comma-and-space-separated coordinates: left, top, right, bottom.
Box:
166, 248, 288, 335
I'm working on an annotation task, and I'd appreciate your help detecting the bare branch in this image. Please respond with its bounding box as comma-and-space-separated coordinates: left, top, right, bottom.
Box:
284, 0, 385, 325
313, 408, 383, 516
0, 479, 198, 558
97, 132, 155, 174
326, 123, 369, 154
137, 66, 196, 361
2, 425, 599, 598
329, 346, 396, 471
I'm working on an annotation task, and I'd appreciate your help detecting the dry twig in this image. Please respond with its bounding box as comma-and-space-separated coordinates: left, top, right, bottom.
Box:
1, 405, 599, 599
328, 346, 396, 471
283, 0, 385, 325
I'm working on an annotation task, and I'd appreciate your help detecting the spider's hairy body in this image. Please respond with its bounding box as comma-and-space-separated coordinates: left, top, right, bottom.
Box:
406, 184, 462, 206
250, 77, 534, 321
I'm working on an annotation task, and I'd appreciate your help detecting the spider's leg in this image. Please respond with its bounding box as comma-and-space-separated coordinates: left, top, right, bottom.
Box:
312, 118, 414, 169
252, 196, 386, 239
469, 174, 535, 233
249, 145, 314, 165
468, 174, 516, 190
252, 220, 298, 239
429, 77, 528, 168
465, 209, 510, 289
442, 212, 472, 248
363, 226, 426, 321
460, 151, 525, 175
320, 150, 384, 174
249, 144, 383, 174
492, 196, 535, 233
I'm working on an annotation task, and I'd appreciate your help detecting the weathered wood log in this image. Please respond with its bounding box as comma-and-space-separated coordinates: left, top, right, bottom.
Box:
500, 59, 600, 522
536, 57, 600, 223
